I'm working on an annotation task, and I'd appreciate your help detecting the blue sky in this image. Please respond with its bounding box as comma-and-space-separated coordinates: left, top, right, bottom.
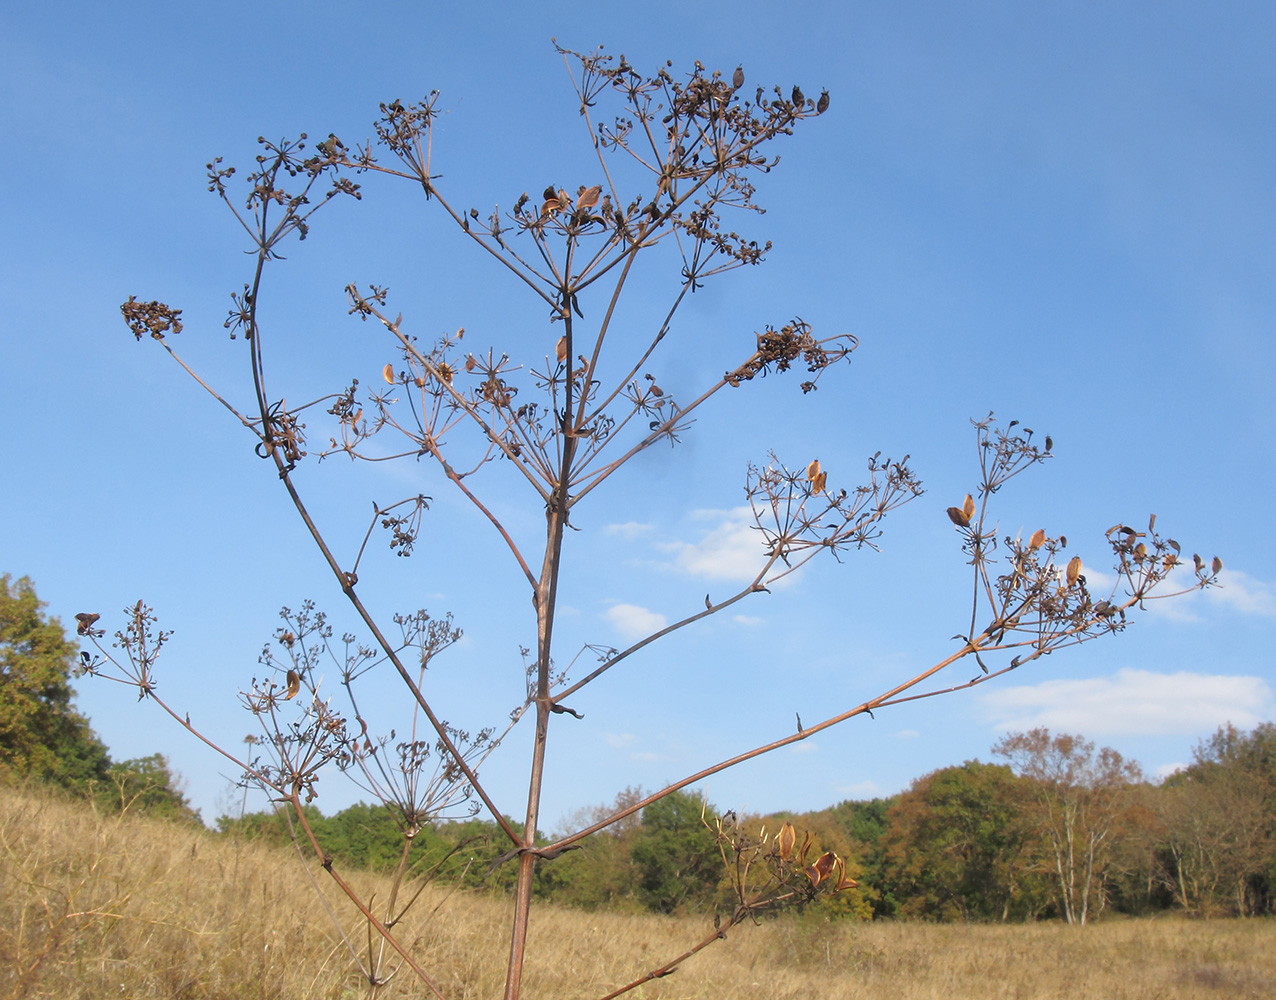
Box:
3, 1, 1274, 828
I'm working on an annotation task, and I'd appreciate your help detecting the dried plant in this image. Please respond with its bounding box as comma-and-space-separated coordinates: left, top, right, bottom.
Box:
93, 45, 1218, 999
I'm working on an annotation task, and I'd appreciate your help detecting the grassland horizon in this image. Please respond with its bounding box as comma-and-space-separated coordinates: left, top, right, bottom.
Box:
2, 781, 1272, 999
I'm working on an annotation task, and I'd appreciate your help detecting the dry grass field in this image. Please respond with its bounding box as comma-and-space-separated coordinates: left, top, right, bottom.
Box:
2, 783, 1272, 1000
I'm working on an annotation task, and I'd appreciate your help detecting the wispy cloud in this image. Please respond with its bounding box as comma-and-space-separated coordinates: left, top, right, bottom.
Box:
1148, 568, 1276, 622
982, 668, 1274, 736
604, 732, 635, 749
893, 729, 920, 740
732, 614, 763, 626
659, 507, 770, 582
604, 602, 668, 639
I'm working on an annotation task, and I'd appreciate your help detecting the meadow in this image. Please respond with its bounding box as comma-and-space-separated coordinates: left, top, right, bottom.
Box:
2, 783, 1271, 1000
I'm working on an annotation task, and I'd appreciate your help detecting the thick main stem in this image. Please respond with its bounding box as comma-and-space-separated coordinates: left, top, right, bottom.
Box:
503, 303, 578, 1000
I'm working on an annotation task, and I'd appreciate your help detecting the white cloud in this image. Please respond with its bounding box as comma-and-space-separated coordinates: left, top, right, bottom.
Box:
1206, 569, 1276, 617
1147, 568, 1275, 623
732, 614, 763, 626
605, 521, 652, 540
659, 507, 771, 582
893, 729, 920, 740
982, 668, 1274, 737
604, 732, 635, 749
788, 741, 819, 754
604, 602, 668, 639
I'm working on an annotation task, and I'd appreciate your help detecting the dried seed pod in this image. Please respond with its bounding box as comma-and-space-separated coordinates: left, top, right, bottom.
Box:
962, 494, 976, 521
947, 506, 970, 527
285, 670, 301, 700
382, 362, 394, 384
1028, 528, 1046, 550
816, 90, 829, 115
777, 822, 796, 861
806, 458, 822, 482
733, 66, 745, 90
578, 184, 602, 210
1066, 555, 1083, 587
75, 612, 100, 636
791, 85, 804, 107
1211, 556, 1223, 576
556, 336, 568, 362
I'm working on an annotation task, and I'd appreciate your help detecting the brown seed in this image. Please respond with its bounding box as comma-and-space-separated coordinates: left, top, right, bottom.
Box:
962, 494, 976, 521
556, 336, 568, 362
285, 670, 301, 700
382, 362, 394, 384
947, 506, 970, 527
1028, 529, 1046, 550
733, 66, 745, 90
578, 184, 602, 210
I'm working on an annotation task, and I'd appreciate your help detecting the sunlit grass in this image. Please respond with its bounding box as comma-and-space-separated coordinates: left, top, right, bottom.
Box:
2, 782, 1271, 999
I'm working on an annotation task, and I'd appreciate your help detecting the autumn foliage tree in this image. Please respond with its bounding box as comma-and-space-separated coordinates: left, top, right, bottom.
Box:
92, 45, 1220, 998
993, 728, 1143, 925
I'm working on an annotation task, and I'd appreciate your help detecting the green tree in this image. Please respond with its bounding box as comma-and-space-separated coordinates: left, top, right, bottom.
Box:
97, 753, 201, 823
884, 761, 1046, 922
630, 791, 721, 913
0, 574, 109, 789
1156, 722, 1276, 916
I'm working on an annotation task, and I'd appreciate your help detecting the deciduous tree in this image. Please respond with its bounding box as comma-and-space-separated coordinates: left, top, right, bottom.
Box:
993, 728, 1143, 925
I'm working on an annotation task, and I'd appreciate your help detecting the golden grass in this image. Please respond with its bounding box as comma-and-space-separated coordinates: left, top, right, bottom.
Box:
2, 783, 1272, 1000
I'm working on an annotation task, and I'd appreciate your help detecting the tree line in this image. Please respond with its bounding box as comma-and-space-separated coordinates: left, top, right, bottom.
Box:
216, 723, 1274, 923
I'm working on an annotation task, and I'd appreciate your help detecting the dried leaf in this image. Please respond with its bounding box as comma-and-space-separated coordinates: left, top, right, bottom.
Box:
1066, 555, 1082, 587
382, 363, 394, 384
285, 670, 301, 700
